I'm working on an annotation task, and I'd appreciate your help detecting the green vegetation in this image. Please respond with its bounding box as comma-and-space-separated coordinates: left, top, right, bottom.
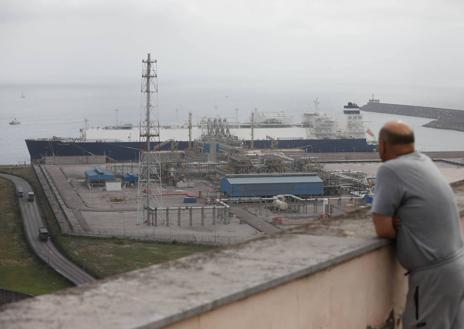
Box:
0, 166, 60, 237
0, 177, 71, 295
58, 236, 212, 278
0, 166, 213, 282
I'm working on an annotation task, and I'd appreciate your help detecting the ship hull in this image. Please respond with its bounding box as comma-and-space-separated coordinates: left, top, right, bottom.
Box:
25, 138, 375, 162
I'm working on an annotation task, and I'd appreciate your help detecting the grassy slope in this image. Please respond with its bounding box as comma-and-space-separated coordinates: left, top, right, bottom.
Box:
0, 177, 71, 295
59, 236, 212, 278
0, 166, 213, 280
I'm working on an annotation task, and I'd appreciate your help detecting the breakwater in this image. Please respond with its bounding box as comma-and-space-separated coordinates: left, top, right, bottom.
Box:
361, 101, 464, 132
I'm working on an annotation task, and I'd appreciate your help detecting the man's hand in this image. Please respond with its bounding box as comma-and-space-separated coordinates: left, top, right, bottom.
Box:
372, 213, 397, 239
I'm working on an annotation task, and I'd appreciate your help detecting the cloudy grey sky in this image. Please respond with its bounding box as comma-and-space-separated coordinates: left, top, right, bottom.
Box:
1, 0, 464, 108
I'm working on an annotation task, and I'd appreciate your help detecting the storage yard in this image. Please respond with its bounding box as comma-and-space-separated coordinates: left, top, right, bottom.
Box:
41, 163, 259, 245
34, 146, 464, 246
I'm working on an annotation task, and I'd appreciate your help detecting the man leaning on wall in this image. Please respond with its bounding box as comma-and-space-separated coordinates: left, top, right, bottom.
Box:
372, 120, 464, 328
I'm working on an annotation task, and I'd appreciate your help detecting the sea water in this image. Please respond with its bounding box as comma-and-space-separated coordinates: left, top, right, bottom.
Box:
1, 83, 464, 164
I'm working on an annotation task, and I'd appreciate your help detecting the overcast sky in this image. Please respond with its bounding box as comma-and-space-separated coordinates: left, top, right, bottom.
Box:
1, 0, 464, 108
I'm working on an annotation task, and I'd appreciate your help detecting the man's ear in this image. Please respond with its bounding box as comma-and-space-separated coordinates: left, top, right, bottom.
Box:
379, 139, 386, 158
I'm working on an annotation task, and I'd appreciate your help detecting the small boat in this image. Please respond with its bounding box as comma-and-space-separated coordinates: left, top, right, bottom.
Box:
9, 118, 20, 125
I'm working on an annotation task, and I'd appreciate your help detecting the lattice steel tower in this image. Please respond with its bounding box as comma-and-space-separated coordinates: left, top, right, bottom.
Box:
136, 53, 163, 225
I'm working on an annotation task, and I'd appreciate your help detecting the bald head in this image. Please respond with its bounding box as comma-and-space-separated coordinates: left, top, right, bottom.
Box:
379, 120, 415, 145
378, 120, 415, 161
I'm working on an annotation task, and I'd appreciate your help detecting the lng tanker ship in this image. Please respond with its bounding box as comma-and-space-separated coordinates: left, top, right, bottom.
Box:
25, 104, 376, 162
24, 56, 375, 162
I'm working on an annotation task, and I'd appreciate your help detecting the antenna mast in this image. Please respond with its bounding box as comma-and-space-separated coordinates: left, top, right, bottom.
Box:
188, 112, 192, 151
141, 53, 158, 151
137, 53, 162, 225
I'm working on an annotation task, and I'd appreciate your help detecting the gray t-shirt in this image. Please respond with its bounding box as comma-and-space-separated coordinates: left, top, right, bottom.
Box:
372, 151, 463, 270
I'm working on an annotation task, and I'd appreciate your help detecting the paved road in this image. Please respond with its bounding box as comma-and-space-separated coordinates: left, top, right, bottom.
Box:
0, 174, 96, 286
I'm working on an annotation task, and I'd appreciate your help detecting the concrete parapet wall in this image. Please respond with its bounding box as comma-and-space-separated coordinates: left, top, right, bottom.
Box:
166, 244, 406, 329
0, 234, 407, 329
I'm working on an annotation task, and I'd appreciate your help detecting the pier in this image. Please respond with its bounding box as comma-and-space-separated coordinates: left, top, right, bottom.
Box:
361, 101, 464, 132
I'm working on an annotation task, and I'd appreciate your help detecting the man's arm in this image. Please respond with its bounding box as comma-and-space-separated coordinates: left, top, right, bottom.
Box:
372, 213, 396, 239
372, 165, 402, 239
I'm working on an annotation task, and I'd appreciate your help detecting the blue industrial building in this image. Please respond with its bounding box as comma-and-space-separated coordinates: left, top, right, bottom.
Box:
220, 174, 324, 197
85, 167, 114, 184
123, 172, 138, 184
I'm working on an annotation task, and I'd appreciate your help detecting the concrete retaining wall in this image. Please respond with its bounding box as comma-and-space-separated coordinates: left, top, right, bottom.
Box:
0, 234, 407, 329
166, 244, 407, 329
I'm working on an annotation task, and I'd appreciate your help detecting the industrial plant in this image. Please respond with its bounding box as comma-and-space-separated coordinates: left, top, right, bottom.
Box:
17, 54, 391, 246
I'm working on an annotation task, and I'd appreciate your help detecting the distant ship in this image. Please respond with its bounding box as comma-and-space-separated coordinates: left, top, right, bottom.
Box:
23, 56, 375, 162
303, 102, 366, 139
25, 103, 376, 162
9, 118, 20, 125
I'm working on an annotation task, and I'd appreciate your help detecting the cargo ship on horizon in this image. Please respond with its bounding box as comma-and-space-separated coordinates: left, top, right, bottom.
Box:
25, 103, 376, 162
24, 56, 376, 162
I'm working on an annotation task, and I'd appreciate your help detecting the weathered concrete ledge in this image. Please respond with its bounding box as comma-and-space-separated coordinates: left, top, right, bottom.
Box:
0, 232, 390, 329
